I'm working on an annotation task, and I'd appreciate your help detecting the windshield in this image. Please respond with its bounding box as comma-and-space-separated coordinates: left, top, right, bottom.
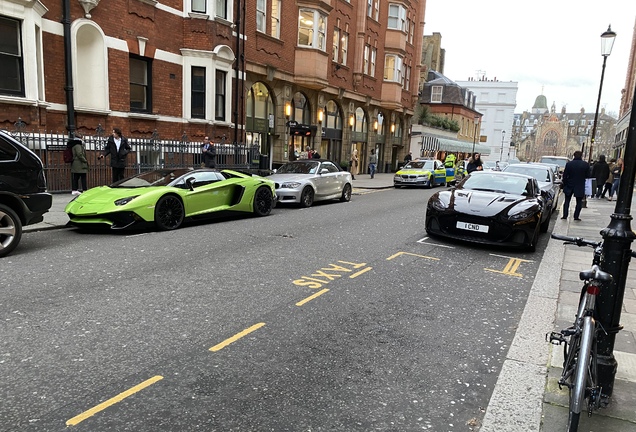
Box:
276, 161, 320, 175
504, 166, 551, 182
404, 160, 435, 170
463, 173, 532, 195
113, 169, 193, 188
540, 157, 568, 168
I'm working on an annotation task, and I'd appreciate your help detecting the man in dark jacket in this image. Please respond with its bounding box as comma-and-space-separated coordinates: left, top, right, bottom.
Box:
202, 136, 216, 168
591, 154, 610, 198
561, 151, 590, 221
99, 127, 132, 183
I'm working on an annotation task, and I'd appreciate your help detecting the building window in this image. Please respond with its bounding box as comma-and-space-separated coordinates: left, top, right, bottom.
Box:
340, 31, 348, 65
383, 54, 402, 83
215, 70, 226, 121
409, 19, 414, 43
404, 65, 411, 90
363, 45, 369, 74
130, 56, 151, 112
0, 16, 24, 97
216, 0, 227, 19
431, 85, 443, 103
256, 0, 266, 32
333, 28, 340, 63
192, 0, 206, 13
367, 0, 373, 17
270, 0, 281, 38
373, 0, 380, 20
191, 67, 205, 119
387, 4, 406, 31
370, 46, 376, 77
298, 9, 326, 50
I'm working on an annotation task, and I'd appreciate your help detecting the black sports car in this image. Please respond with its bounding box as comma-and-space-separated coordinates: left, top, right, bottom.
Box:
425, 171, 550, 251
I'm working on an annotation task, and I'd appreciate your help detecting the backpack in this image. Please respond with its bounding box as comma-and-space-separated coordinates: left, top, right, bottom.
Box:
63, 147, 74, 163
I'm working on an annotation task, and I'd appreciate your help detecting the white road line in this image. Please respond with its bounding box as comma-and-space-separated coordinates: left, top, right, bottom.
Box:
416, 237, 455, 248
489, 253, 534, 262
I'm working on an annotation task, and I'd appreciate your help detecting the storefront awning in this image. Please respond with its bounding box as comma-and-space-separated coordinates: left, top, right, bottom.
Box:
421, 135, 490, 156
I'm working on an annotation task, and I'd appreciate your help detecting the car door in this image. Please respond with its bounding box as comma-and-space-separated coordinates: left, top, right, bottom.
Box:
433, 160, 446, 184
317, 161, 341, 197
179, 171, 229, 215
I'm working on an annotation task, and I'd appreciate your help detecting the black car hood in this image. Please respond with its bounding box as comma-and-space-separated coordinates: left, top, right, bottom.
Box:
443, 189, 535, 217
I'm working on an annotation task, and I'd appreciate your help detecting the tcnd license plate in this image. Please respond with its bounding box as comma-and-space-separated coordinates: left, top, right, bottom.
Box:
457, 221, 489, 233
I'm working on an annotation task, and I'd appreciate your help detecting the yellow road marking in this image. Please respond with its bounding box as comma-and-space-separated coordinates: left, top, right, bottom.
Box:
66, 375, 163, 426
485, 257, 527, 277
209, 323, 266, 352
296, 289, 330, 306
349, 267, 372, 278
386, 251, 440, 261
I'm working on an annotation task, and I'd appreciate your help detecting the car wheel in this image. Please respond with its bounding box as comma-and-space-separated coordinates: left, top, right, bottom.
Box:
427, 175, 434, 189
0, 204, 22, 258
300, 187, 314, 207
253, 186, 273, 216
340, 183, 352, 202
154, 195, 184, 230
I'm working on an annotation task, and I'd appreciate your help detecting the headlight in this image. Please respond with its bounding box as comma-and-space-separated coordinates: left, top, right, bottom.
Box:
394, 175, 401, 179
114, 195, 139, 206
430, 199, 448, 211
508, 208, 536, 221
281, 182, 301, 189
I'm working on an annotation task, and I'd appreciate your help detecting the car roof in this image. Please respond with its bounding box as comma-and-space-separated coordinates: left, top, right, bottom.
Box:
469, 170, 534, 180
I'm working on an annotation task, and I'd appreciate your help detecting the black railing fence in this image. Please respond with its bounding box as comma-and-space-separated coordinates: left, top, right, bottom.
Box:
8, 128, 264, 193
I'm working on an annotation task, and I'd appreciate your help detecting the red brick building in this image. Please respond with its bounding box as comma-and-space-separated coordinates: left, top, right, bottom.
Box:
1, 0, 425, 171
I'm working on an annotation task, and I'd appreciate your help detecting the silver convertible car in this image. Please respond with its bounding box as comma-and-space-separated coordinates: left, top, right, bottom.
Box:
269, 159, 352, 207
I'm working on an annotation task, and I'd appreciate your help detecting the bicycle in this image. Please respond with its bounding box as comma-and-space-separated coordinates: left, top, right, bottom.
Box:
547, 233, 613, 432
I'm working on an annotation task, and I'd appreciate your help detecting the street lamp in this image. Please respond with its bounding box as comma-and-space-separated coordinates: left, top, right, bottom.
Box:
588, 25, 616, 162
596, 25, 633, 399
472, 116, 479, 156
499, 130, 505, 163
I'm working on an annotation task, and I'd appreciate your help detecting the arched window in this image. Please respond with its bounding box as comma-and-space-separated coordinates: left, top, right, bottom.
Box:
73, 20, 109, 111
292, 92, 310, 124
248, 82, 271, 119
354, 107, 367, 133
325, 100, 342, 129
543, 130, 558, 147
376, 112, 385, 135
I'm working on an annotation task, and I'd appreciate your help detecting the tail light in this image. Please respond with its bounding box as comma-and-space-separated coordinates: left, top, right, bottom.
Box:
587, 285, 600, 295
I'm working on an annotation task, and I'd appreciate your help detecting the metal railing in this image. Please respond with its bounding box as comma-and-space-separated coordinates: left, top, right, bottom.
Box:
9, 125, 264, 193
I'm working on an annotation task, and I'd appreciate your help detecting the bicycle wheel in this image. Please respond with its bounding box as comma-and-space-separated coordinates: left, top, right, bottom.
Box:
566, 316, 595, 432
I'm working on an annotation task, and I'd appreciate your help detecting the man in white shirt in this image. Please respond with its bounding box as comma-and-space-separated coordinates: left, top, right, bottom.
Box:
99, 127, 131, 183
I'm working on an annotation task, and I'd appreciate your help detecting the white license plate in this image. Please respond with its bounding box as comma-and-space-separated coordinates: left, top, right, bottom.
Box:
403, 178, 416, 182
457, 221, 489, 233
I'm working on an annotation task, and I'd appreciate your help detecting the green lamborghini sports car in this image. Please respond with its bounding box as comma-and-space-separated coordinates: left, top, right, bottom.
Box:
65, 168, 276, 231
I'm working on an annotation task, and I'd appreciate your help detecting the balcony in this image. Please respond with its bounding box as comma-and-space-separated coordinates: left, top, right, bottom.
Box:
380, 81, 402, 110
294, 49, 329, 90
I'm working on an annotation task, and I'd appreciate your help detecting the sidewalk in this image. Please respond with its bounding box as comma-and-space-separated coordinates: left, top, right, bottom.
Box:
482, 194, 636, 431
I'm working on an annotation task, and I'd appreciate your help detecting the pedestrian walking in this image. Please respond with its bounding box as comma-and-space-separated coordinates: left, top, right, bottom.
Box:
600, 158, 616, 199
368, 149, 378, 179
202, 136, 216, 168
466, 153, 483, 173
350, 149, 359, 180
609, 158, 623, 201
69, 138, 89, 195
591, 154, 610, 198
99, 127, 131, 183
561, 150, 589, 221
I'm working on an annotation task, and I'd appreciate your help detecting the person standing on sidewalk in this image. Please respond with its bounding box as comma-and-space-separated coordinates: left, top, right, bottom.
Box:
99, 127, 131, 183
368, 149, 378, 179
202, 137, 216, 168
591, 154, 610, 198
609, 158, 623, 201
350, 149, 359, 180
69, 138, 89, 195
561, 150, 589, 221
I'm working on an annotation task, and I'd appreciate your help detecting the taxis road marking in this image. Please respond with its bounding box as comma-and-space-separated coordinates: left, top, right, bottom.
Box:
209, 322, 266, 352
349, 267, 372, 278
296, 289, 330, 306
386, 251, 440, 261
485, 256, 533, 278
66, 375, 163, 426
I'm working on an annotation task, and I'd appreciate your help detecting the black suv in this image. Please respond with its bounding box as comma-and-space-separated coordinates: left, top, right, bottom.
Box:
0, 130, 52, 257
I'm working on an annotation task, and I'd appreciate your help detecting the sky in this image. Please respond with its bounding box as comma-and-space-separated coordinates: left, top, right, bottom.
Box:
423, 1, 636, 117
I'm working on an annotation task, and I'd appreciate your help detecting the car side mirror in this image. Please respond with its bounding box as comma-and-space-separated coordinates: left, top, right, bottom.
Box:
186, 177, 196, 191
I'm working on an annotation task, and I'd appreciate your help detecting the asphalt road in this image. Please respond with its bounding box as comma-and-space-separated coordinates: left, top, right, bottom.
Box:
0, 187, 555, 431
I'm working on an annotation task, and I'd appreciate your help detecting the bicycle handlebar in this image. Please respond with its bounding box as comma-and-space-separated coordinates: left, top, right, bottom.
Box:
552, 233, 636, 258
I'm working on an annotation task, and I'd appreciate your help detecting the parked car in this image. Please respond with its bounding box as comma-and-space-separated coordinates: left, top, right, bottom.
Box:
268, 159, 352, 207
503, 163, 561, 219
539, 156, 570, 177
65, 168, 276, 231
0, 130, 53, 257
394, 159, 448, 188
425, 171, 551, 252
